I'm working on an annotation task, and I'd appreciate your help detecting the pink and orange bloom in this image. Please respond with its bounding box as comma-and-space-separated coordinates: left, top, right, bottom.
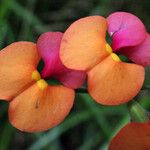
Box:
60, 12, 150, 105
0, 11, 150, 135
37, 32, 86, 88
0, 32, 86, 132
107, 12, 150, 66
109, 121, 150, 150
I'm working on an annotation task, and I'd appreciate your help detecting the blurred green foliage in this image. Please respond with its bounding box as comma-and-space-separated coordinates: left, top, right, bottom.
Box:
0, 0, 150, 149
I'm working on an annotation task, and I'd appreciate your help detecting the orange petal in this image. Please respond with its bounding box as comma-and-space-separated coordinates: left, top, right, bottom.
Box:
109, 122, 150, 150
0, 42, 40, 101
60, 16, 108, 71
88, 54, 144, 105
8, 80, 74, 132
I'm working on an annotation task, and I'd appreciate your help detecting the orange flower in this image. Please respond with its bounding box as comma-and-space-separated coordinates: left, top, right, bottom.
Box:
60, 16, 145, 105
109, 122, 150, 150
0, 42, 74, 132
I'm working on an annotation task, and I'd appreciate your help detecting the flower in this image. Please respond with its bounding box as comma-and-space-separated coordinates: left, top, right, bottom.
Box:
109, 121, 150, 150
107, 12, 150, 66
0, 32, 86, 132
37, 32, 86, 89
59, 14, 146, 105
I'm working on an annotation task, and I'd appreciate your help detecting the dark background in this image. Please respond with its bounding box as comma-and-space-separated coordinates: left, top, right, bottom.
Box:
0, 0, 150, 150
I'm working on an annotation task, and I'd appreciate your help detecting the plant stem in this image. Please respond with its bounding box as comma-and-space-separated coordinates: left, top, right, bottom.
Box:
127, 101, 149, 123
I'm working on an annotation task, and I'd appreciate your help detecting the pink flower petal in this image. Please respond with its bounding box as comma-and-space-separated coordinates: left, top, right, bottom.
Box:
107, 12, 147, 51
55, 70, 86, 89
37, 32, 86, 89
121, 33, 150, 66
37, 32, 63, 77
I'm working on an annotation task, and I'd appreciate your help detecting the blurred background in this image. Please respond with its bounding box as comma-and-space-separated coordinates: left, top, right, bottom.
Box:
0, 0, 150, 149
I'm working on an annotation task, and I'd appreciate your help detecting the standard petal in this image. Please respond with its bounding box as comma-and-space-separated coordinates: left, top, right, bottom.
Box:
55, 70, 86, 89
60, 16, 108, 71
121, 33, 150, 66
8, 80, 74, 132
88, 55, 144, 105
0, 42, 40, 101
37, 32, 86, 89
109, 122, 150, 150
107, 12, 147, 51
37, 32, 64, 77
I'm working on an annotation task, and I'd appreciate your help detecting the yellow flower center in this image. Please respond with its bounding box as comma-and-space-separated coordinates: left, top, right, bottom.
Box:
111, 53, 121, 62
37, 79, 48, 90
106, 44, 113, 54
32, 70, 48, 90
106, 43, 121, 62
32, 70, 41, 81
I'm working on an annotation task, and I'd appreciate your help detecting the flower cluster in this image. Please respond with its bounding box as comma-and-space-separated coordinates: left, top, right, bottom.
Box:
0, 12, 150, 149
